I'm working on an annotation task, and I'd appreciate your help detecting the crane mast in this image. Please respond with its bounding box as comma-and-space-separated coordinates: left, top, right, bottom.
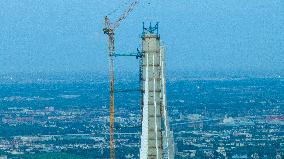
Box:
104, 15, 116, 159
103, 1, 139, 158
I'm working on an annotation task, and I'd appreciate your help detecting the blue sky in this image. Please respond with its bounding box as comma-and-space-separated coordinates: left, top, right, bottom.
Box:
0, 0, 283, 74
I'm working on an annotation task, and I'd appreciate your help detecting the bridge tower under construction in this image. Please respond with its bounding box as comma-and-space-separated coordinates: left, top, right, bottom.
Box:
140, 23, 175, 159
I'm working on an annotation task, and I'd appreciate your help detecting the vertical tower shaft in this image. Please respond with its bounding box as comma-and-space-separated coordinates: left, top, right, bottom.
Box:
140, 23, 174, 159
140, 24, 163, 159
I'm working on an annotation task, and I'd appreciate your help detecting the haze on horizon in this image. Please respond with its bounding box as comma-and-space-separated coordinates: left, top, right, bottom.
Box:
0, 0, 283, 75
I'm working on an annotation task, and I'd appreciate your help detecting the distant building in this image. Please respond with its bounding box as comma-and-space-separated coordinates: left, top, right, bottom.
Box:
0, 156, 7, 159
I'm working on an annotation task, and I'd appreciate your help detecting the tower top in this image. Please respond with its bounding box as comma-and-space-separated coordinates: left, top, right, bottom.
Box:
142, 22, 159, 36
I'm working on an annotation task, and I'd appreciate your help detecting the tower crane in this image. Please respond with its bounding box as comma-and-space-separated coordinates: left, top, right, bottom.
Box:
103, 1, 139, 158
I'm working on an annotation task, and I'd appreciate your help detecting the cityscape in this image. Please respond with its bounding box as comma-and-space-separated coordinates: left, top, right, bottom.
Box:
1, 1, 283, 159
0, 73, 283, 158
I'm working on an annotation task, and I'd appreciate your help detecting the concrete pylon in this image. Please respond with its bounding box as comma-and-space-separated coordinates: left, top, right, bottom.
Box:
140, 23, 174, 159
